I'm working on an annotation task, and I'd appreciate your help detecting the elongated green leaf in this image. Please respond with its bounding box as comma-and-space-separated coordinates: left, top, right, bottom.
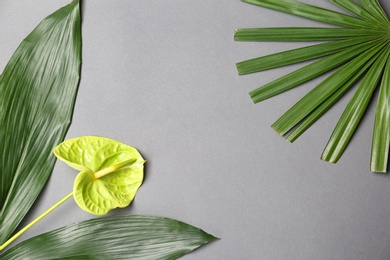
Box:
0, 215, 218, 260
53, 136, 146, 215
272, 40, 387, 136
236, 37, 375, 75
242, 0, 371, 28
370, 55, 390, 172
249, 39, 381, 101
234, 28, 384, 42
321, 48, 390, 163
0, 0, 81, 244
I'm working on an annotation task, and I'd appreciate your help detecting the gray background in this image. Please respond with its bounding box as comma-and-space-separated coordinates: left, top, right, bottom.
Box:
1, 1, 390, 259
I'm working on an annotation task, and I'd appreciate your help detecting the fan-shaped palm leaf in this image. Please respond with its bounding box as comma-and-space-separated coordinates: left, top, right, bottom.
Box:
236, 0, 390, 172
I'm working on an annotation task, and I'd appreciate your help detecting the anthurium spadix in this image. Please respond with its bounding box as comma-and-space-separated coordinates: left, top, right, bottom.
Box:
53, 136, 145, 215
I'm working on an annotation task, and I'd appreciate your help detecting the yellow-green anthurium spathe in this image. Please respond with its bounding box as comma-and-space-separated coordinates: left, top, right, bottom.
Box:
53, 136, 145, 215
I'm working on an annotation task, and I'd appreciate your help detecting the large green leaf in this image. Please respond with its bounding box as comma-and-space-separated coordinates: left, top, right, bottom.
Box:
53, 136, 146, 215
0, 0, 81, 243
0, 215, 218, 260
236, 0, 390, 172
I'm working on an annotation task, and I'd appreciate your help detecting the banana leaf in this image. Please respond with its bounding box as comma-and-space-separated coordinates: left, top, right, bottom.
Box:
0, 215, 218, 260
0, 0, 81, 243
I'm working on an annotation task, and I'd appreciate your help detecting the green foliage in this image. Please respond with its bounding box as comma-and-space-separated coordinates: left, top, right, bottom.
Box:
0, 215, 218, 260
0, 0, 81, 244
53, 136, 145, 215
236, 0, 390, 172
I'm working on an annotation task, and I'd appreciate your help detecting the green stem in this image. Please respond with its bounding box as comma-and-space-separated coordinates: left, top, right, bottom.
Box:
0, 192, 73, 251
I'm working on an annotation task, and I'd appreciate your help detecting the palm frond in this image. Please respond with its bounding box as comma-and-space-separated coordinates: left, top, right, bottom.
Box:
371, 54, 390, 172
322, 47, 390, 163
330, 0, 387, 25
242, 0, 374, 28
271, 40, 387, 135
234, 28, 385, 42
236, 37, 376, 74
236, 0, 390, 172
249, 38, 383, 103
0, 215, 218, 260
0, 0, 81, 243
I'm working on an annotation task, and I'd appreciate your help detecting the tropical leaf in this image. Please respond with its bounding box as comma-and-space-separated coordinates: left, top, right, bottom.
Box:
0, 0, 81, 244
0, 215, 218, 260
53, 136, 146, 215
0, 2, 218, 259
322, 47, 390, 163
236, 0, 390, 172
371, 54, 390, 172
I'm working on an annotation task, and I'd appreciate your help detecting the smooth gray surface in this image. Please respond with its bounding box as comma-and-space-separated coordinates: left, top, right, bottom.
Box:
2, 1, 390, 259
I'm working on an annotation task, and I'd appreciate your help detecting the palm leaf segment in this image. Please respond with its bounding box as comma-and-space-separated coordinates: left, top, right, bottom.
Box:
236, 0, 390, 172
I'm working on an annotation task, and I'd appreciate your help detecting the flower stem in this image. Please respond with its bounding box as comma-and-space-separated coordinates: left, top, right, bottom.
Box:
0, 192, 73, 251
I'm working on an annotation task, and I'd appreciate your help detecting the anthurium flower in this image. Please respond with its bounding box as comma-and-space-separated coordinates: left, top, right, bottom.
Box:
53, 136, 145, 215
